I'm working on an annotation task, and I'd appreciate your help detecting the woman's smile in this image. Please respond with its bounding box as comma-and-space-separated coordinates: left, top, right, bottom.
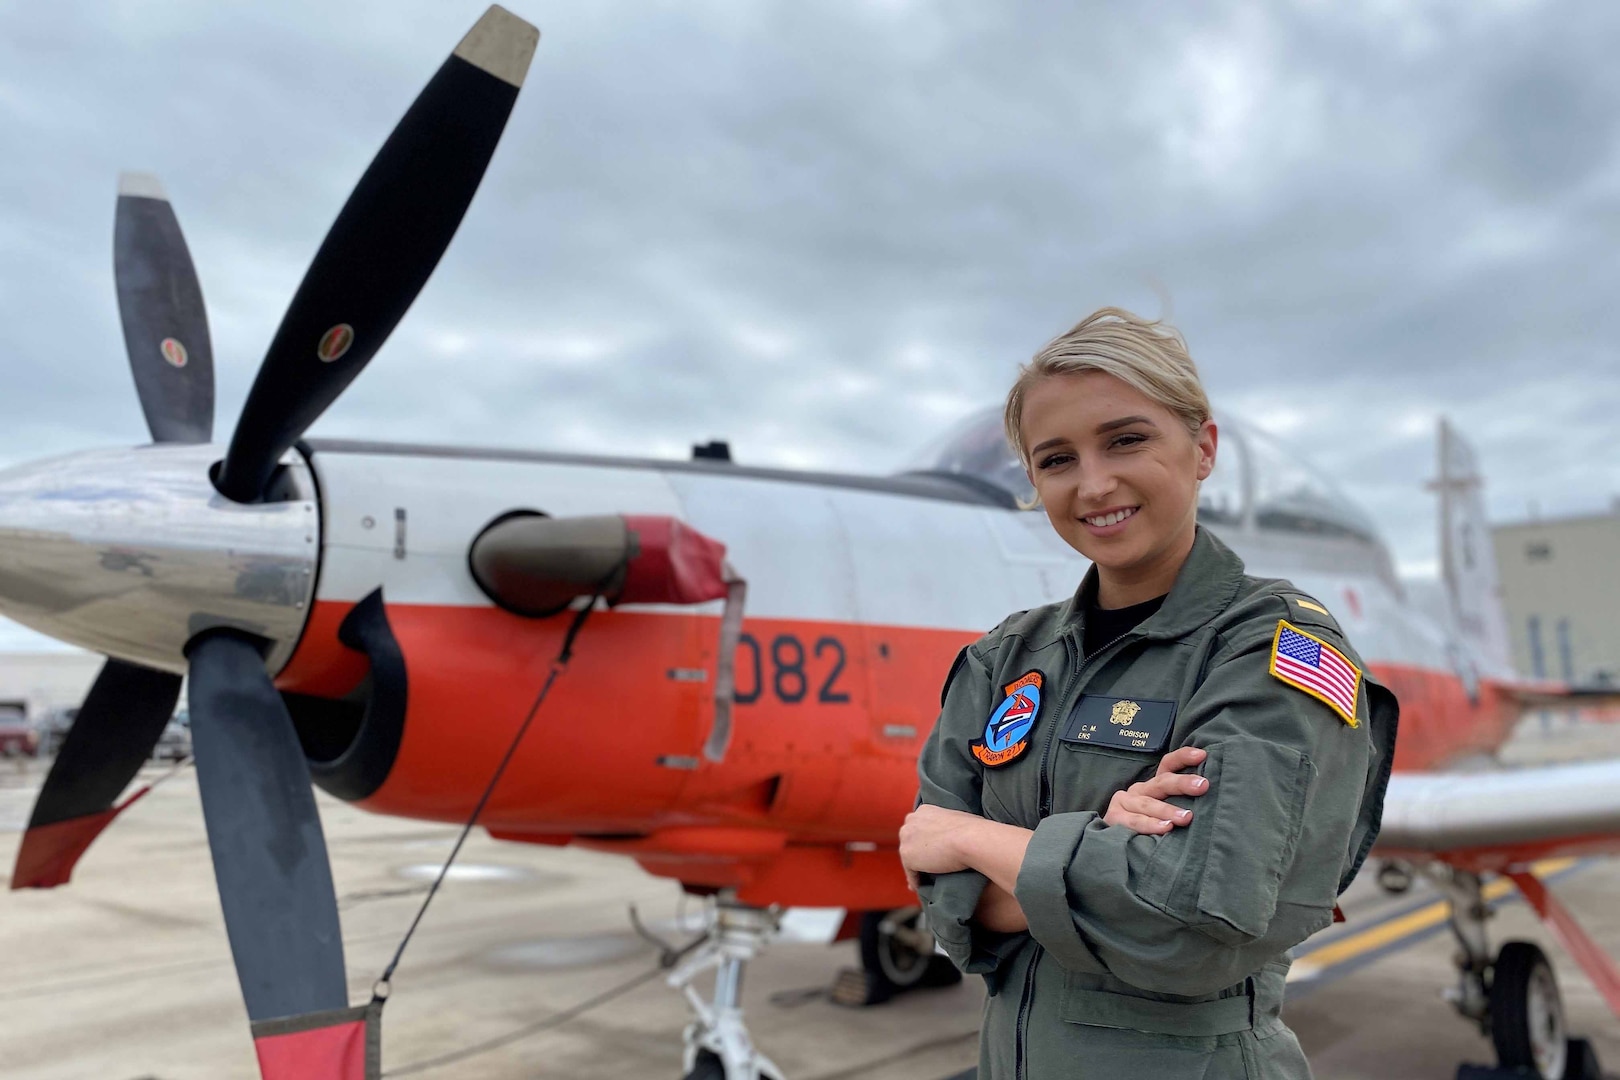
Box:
1080, 504, 1140, 534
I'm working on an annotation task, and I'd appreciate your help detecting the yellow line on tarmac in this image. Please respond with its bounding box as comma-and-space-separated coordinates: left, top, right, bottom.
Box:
1288, 858, 1576, 982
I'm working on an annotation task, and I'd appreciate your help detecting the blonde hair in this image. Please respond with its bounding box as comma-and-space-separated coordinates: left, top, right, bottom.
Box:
1004, 307, 1211, 473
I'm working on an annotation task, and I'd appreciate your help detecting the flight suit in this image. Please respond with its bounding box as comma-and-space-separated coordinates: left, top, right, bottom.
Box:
916, 527, 1398, 1080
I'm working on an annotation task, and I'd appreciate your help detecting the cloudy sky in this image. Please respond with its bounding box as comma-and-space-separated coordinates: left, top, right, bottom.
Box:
2, 0, 1618, 650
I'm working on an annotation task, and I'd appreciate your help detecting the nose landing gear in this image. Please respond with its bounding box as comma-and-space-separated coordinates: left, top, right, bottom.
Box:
667, 898, 785, 1080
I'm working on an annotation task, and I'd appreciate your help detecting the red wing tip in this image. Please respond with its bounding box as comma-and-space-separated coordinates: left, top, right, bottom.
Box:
118, 172, 168, 201
453, 5, 540, 88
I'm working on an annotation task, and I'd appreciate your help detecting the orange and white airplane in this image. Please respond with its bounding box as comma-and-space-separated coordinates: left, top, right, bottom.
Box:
4, 8, 1620, 1080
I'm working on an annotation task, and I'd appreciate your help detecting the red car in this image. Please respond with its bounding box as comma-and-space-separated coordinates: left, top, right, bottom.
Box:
0, 706, 37, 757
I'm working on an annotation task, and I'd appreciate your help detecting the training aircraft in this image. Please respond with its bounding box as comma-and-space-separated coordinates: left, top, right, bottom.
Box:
4, 7, 1620, 1080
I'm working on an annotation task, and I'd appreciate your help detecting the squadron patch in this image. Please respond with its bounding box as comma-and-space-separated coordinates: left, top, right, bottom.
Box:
1270, 620, 1362, 727
971, 671, 1042, 768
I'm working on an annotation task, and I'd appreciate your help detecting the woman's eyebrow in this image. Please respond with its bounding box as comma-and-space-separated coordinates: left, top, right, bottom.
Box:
1030, 437, 1069, 454
1096, 415, 1157, 434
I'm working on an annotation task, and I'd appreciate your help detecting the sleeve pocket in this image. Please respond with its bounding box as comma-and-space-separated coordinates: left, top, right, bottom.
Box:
1194, 736, 1315, 944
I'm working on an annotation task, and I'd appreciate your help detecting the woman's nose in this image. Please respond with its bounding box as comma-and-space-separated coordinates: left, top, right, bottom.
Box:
1072, 458, 1118, 503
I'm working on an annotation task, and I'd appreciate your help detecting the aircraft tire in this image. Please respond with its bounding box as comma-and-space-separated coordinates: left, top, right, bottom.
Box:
858, 909, 961, 1003
682, 1050, 724, 1080
1490, 940, 1568, 1080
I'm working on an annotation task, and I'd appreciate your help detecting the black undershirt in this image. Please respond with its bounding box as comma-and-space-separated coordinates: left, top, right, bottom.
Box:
1083, 594, 1166, 657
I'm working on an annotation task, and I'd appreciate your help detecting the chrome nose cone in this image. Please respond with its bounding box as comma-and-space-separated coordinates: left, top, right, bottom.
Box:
0, 445, 319, 674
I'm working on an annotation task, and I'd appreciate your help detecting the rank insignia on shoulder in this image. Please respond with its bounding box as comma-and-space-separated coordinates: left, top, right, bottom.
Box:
971, 671, 1042, 767
1292, 597, 1331, 617
1270, 620, 1361, 727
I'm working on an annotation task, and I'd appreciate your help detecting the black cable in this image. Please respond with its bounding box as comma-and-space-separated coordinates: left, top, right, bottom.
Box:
381, 963, 665, 1077
372, 586, 607, 998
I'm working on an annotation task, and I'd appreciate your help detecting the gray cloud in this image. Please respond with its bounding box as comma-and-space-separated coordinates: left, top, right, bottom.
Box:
2, 0, 1619, 648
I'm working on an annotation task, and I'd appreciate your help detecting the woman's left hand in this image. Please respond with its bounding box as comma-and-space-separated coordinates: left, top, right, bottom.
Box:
899, 804, 980, 888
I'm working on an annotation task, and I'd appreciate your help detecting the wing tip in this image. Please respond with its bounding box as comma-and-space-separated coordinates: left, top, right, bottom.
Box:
118, 171, 168, 201
453, 5, 540, 88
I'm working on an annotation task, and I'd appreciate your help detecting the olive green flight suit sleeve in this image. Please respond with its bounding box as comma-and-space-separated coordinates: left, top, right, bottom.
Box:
914, 643, 1028, 977
1014, 619, 1389, 997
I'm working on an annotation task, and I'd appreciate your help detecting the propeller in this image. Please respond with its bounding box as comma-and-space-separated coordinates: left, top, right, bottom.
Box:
187, 632, 348, 1024
10, 169, 215, 887
11, 7, 539, 1072
215, 4, 539, 504
10, 661, 181, 888
114, 171, 214, 444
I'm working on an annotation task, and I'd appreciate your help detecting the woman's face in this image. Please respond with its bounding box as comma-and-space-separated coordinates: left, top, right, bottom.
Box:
1020, 371, 1217, 584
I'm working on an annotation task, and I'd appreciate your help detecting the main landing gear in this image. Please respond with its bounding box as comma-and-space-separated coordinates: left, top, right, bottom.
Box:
827, 906, 963, 1007
667, 899, 785, 1080
1428, 867, 1608, 1080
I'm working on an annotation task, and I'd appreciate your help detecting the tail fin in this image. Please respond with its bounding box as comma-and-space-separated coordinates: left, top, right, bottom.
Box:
1431, 419, 1515, 675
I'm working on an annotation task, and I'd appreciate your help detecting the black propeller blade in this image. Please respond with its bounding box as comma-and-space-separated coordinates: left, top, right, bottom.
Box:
214, 5, 539, 503
114, 172, 214, 444
186, 631, 348, 1024
10, 660, 181, 888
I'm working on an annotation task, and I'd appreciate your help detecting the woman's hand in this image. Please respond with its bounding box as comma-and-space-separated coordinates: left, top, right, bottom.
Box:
1103, 745, 1209, 835
899, 804, 978, 889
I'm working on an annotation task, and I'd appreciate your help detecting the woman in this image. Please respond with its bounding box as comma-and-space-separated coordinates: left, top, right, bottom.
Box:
899, 308, 1397, 1079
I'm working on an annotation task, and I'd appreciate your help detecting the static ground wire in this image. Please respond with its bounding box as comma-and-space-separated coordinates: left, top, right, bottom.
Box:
371, 570, 621, 1071
381, 962, 667, 1077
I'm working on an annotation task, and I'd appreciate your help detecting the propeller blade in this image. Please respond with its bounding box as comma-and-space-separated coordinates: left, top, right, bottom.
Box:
185, 631, 348, 1027
10, 660, 181, 889
215, 5, 539, 503
115, 172, 215, 444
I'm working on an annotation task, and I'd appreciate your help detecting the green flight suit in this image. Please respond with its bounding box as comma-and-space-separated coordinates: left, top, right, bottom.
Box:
916, 527, 1398, 1080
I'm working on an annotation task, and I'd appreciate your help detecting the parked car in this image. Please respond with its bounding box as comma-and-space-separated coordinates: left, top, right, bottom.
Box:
34, 705, 77, 758
0, 705, 38, 757
152, 715, 192, 762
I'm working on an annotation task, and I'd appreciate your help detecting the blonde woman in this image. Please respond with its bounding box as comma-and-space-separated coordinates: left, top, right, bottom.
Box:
899, 308, 1397, 1079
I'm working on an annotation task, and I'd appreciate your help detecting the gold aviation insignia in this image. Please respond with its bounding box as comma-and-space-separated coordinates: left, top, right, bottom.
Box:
1109, 699, 1142, 726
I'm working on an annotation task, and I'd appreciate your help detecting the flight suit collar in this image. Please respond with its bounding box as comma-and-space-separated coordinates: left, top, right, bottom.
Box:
1059, 526, 1247, 644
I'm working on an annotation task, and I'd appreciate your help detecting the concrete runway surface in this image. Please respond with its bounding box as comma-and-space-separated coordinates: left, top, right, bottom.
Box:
2, 715, 1618, 1080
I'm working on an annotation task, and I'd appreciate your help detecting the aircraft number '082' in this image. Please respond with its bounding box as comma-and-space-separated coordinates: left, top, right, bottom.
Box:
734, 632, 851, 706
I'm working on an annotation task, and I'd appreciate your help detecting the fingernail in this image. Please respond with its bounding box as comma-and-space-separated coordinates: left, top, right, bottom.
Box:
1176, 809, 1191, 820
1190, 748, 1206, 758
1192, 777, 1206, 789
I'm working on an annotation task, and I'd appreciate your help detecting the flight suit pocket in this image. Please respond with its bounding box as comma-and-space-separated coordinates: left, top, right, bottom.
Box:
1195, 736, 1315, 944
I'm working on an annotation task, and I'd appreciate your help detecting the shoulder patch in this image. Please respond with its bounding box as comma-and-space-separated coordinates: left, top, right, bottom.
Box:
971, 670, 1043, 767
1270, 620, 1361, 727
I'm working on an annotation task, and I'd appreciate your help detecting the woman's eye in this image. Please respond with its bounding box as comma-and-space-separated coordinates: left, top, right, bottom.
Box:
1110, 433, 1148, 449
1037, 453, 1073, 470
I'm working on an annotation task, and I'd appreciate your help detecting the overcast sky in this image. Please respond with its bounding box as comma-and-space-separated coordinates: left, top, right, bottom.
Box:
3, 0, 1619, 651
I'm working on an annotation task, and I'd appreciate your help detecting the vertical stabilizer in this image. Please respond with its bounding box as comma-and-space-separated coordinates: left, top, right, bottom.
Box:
1433, 419, 1515, 675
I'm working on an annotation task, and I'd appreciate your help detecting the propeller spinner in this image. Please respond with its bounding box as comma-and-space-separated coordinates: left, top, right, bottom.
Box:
2, 8, 539, 1077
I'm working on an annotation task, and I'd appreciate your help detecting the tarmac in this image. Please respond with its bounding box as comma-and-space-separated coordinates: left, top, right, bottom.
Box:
2, 712, 1618, 1080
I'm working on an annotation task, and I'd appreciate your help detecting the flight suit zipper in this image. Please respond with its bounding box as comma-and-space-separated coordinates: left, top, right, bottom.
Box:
1018, 625, 1140, 1079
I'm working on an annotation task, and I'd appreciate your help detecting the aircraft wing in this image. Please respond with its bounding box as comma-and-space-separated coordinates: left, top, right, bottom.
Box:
1502, 684, 1620, 712
1374, 759, 1620, 872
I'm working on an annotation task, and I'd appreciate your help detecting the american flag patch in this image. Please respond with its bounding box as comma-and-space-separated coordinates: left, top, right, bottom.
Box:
1270, 620, 1362, 726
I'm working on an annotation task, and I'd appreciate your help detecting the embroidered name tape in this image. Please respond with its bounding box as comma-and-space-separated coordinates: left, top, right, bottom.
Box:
1061, 695, 1176, 754
971, 670, 1042, 768
1270, 619, 1361, 726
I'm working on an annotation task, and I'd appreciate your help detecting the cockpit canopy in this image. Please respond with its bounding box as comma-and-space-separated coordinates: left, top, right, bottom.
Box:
899, 405, 1381, 544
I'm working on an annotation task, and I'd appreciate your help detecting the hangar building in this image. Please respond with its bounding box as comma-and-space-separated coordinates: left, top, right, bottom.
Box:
1493, 505, 1620, 685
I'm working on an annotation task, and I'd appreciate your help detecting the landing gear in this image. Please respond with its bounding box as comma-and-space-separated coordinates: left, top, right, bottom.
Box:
1428, 867, 1602, 1080
667, 898, 785, 1080
1490, 941, 1567, 1080
1376, 858, 1414, 895
858, 908, 961, 1002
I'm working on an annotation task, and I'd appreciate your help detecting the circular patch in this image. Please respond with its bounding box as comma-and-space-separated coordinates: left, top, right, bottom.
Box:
971, 670, 1043, 768
159, 338, 188, 369
317, 323, 355, 363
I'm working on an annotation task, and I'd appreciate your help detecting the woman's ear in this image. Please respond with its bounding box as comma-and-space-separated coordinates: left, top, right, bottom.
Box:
1195, 420, 1218, 482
